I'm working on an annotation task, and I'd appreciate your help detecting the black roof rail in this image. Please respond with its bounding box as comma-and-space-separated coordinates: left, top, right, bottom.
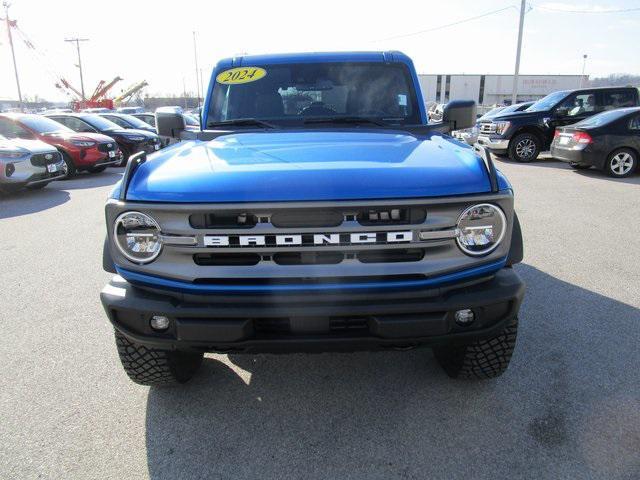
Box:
118, 151, 147, 201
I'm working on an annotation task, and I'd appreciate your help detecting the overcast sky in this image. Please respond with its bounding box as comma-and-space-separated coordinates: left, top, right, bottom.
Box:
1, 0, 639, 102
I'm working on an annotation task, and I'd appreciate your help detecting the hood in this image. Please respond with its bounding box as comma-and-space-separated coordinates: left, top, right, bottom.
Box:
489, 110, 542, 122
123, 130, 508, 203
0, 137, 58, 154
44, 131, 115, 144
110, 128, 157, 139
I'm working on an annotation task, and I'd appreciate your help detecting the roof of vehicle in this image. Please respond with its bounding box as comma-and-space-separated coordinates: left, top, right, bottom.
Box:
219, 51, 412, 67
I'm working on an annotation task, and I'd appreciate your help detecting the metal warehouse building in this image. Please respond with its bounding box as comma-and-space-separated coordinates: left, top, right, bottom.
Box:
418, 74, 587, 106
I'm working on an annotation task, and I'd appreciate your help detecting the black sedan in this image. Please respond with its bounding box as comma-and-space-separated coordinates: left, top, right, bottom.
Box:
45, 113, 161, 166
551, 107, 640, 178
97, 112, 156, 134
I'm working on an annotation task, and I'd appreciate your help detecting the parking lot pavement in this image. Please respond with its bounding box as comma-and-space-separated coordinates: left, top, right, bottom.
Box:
0, 159, 639, 480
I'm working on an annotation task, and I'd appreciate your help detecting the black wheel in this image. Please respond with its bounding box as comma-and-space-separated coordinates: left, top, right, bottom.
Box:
605, 148, 637, 178
115, 146, 129, 167
569, 162, 591, 170
114, 330, 203, 386
60, 151, 76, 178
88, 166, 107, 173
434, 317, 518, 379
508, 133, 541, 163
26, 182, 48, 190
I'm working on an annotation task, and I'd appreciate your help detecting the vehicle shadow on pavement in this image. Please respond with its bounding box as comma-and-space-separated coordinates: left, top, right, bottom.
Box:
51, 170, 123, 191
144, 264, 640, 480
0, 188, 70, 219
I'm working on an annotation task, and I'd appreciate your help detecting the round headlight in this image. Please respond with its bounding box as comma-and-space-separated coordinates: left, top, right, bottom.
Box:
455, 203, 506, 256
113, 211, 162, 263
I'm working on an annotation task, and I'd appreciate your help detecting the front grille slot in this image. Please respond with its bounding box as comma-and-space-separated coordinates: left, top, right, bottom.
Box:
357, 207, 425, 226
273, 252, 344, 265
329, 316, 369, 332
194, 253, 260, 266
358, 249, 425, 264
30, 151, 61, 167
271, 209, 343, 228
190, 213, 258, 229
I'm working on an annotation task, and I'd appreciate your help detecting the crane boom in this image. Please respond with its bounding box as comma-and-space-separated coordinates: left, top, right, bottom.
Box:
90, 76, 123, 102
114, 80, 148, 104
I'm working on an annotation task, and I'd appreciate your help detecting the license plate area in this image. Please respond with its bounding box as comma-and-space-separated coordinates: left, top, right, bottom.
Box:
46, 164, 58, 173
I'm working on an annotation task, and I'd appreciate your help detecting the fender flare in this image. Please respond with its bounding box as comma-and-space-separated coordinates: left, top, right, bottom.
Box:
506, 211, 523, 266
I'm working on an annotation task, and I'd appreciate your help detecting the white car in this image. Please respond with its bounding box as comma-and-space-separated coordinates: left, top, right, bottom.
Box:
0, 135, 66, 192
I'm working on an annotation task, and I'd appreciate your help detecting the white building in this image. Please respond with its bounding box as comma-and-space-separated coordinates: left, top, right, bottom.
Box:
418, 74, 588, 106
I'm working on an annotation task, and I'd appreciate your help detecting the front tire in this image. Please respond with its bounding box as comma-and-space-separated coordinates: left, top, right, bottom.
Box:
434, 317, 518, 379
114, 330, 203, 386
60, 151, 76, 178
605, 148, 637, 178
508, 133, 541, 163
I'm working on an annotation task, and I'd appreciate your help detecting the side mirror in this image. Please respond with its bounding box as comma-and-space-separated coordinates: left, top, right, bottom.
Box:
156, 109, 185, 138
443, 100, 477, 131
555, 107, 569, 118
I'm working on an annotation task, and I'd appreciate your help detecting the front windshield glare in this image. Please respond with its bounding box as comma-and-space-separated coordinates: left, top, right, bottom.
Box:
119, 114, 151, 129
208, 62, 419, 126
20, 115, 74, 134
526, 91, 569, 112
83, 114, 121, 131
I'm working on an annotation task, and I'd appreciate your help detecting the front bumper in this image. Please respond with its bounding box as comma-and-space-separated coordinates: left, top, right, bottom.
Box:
101, 267, 524, 353
477, 134, 509, 152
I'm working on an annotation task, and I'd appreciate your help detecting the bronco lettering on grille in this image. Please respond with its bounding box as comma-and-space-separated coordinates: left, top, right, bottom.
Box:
203, 231, 413, 247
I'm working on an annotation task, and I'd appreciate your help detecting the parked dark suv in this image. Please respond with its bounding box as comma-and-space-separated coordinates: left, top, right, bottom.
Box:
477, 87, 639, 162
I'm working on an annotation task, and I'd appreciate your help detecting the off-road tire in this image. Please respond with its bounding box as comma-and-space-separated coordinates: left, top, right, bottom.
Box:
508, 133, 541, 163
114, 330, 204, 386
435, 317, 518, 379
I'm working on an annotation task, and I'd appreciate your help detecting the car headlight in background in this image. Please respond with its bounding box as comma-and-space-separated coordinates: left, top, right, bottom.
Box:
71, 140, 96, 147
456, 203, 507, 256
113, 211, 162, 263
125, 135, 145, 141
495, 121, 511, 136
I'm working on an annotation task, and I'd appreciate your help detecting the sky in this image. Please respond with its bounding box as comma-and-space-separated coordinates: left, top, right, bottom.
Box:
1, 0, 639, 102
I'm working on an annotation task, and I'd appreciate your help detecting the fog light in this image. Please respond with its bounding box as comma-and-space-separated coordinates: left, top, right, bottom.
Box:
150, 315, 170, 331
454, 309, 475, 326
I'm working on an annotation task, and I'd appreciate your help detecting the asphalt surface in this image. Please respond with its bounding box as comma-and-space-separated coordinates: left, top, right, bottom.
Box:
0, 156, 639, 479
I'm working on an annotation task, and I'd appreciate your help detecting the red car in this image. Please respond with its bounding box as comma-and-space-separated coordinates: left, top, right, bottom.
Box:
0, 113, 121, 176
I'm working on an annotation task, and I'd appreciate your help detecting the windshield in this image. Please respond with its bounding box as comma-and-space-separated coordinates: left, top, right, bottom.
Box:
118, 114, 152, 129
82, 114, 121, 131
480, 107, 504, 120
574, 109, 630, 128
20, 115, 74, 134
526, 91, 570, 112
208, 62, 420, 127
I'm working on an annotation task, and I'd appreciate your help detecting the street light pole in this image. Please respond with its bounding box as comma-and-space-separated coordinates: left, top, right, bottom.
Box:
3, 2, 23, 110
580, 54, 588, 87
192, 31, 201, 108
65, 37, 89, 100
512, 0, 526, 104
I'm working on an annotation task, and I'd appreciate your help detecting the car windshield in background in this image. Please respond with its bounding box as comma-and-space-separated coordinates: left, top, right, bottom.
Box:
82, 114, 121, 131
119, 114, 152, 129
574, 108, 631, 128
526, 91, 569, 112
208, 62, 420, 127
20, 115, 74, 134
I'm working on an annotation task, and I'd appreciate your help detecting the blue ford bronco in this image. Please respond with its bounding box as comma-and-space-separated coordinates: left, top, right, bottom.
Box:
101, 51, 524, 386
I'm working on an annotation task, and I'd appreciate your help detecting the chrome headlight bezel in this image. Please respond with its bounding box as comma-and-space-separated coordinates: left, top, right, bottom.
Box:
113, 211, 163, 264
455, 203, 507, 256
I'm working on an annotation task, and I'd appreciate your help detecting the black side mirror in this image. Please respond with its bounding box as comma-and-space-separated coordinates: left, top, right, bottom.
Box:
442, 100, 477, 131
156, 109, 185, 138
555, 107, 569, 118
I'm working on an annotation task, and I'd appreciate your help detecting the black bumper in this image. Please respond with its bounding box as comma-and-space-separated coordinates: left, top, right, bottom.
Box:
101, 268, 524, 353
551, 145, 604, 168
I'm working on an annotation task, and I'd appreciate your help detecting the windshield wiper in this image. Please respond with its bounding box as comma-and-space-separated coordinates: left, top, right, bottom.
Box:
303, 116, 388, 127
207, 118, 278, 129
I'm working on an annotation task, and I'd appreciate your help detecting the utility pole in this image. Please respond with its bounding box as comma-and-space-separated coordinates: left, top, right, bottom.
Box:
192, 31, 200, 108
3, 2, 23, 110
512, 0, 526, 104
579, 54, 588, 87
65, 37, 89, 100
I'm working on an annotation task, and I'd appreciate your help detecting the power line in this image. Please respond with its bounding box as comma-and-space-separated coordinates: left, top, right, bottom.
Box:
532, 3, 640, 14
373, 5, 517, 42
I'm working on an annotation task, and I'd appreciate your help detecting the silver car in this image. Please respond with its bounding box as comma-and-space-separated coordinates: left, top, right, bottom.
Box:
0, 135, 66, 192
